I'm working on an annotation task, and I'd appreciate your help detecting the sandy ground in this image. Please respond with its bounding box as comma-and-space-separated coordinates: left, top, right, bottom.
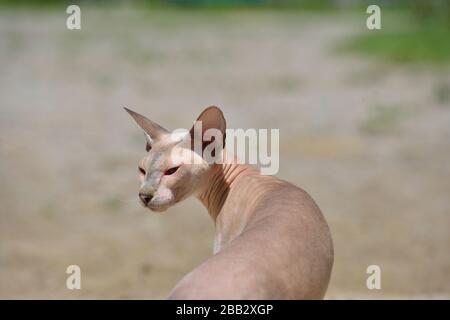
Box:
0, 7, 449, 299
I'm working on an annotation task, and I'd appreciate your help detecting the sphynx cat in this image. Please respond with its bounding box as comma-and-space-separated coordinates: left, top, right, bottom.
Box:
125, 106, 333, 299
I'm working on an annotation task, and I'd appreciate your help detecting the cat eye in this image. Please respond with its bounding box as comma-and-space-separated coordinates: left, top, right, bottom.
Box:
164, 166, 180, 176
138, 166, 146, 176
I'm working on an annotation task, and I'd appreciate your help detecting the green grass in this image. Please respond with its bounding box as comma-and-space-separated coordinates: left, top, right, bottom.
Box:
0, 0, 342, 12
346, 27, 450, 64
0, 0, 67, 9
341, 7, 450, 65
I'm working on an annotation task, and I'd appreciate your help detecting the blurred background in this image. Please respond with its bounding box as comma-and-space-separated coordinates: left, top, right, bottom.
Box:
0, 0, 449, 299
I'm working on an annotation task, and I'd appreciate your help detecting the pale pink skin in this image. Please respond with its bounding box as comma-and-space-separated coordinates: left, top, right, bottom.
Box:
126, 106, 334, 299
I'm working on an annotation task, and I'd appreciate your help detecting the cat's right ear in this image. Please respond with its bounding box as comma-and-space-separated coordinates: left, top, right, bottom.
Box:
124, 108, 169, 151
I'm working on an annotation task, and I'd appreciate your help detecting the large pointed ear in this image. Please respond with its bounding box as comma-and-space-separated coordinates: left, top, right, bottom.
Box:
189, 106, 226, 154
124, 107, 169, 151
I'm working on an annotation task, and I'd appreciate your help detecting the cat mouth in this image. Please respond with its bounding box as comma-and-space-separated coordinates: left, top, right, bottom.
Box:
147, 204, 170, 212
145, 198, 173, 212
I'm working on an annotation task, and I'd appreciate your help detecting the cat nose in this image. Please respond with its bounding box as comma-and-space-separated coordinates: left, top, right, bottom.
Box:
139, 193, 153, 205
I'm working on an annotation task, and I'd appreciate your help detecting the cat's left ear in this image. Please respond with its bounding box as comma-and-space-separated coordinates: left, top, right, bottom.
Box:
189, 106, 226, 151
